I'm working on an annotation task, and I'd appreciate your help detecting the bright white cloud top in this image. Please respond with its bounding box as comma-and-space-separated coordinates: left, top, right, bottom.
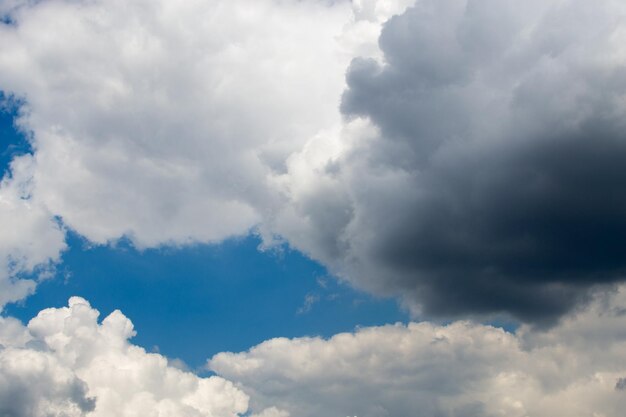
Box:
0, 297, 251, 417
0, 0, 353, 247
0, 0, 355, 311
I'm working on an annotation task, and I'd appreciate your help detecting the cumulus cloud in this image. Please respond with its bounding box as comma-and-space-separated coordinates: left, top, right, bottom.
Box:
4, 288, 626, 417
0, 345, 95, 417
0, 0, 354, 248
0, 152, 66, 309
269, 0, 626, 323
210, 285, 626, 417
0, 297, 250, 417
0, 0, 418, 308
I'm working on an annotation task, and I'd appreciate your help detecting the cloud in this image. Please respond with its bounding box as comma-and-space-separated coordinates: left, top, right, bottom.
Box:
0, 0, 418, 309
210, 285, 626, 417
0, 0, 386, 309
296, 293, 320, 315
0, 345, 95, 417
0, 152, 66, 310
269, 0, 626, 323
0, 0, 354, 248
0, 297, 250, 417
249, 407, 290, 417
3, 287, 626, 417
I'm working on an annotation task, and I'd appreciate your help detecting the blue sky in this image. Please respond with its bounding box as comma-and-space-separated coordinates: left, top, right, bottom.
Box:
7, 231, 407, 368
0, 94, 30, 176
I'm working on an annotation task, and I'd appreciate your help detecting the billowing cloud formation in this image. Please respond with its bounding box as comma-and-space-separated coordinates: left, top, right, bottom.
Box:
0, 0, 416, 307
0, 0, 354, 248
211, 285, 626, 417
0, 0, 372, 311
271, 0, 626, 322
4, 290, 626, 417
0, 297, 251, 417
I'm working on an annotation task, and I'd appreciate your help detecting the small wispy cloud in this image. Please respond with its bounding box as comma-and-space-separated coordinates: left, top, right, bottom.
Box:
297, 293, 320, 315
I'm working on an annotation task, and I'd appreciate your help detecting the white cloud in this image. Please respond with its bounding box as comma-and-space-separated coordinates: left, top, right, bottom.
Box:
0, 0, 355, 248
0, 0, 420, 251
0, 0, 418, 309
210, 285, 626, 417
249, 407, 290, 417
0, 297, 249, 417
4, 288, 626, 417
0, 153, 66, 310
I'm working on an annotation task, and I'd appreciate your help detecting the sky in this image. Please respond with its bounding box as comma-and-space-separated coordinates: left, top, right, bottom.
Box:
4, 229, 406, 368
3, 0, 626, 416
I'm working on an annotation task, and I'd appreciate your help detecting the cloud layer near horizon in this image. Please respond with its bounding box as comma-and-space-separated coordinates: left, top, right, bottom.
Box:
4, 288, 626, 417
211, 285, 626, 417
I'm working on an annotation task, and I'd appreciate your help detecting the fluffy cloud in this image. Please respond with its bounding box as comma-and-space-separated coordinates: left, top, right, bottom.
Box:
0, 0, 375, 310
0, 0, 417, 308
210, 285, 626, 417
4, 290, 626, 417
0, 297, 252, 417
0, 152, 66, 309
0, 0, 354, 248
270, 0, 626, 323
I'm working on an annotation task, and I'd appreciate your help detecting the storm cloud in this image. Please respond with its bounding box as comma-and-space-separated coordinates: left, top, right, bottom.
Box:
272, 0, 626, 323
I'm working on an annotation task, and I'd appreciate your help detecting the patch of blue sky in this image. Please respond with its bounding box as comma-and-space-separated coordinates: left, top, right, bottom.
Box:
0, 15, 14, 26
0, 92, 31, 176
6, 232, 408, 369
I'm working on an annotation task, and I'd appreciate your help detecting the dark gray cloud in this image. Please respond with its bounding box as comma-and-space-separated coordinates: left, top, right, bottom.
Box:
357, 124, 626, 323
275, 0, 626, 324
338, 0, 626, 323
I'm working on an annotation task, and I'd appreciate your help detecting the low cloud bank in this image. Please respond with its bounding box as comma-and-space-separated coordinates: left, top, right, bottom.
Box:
211, 285, 626, 417
4, 287, 626, 417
